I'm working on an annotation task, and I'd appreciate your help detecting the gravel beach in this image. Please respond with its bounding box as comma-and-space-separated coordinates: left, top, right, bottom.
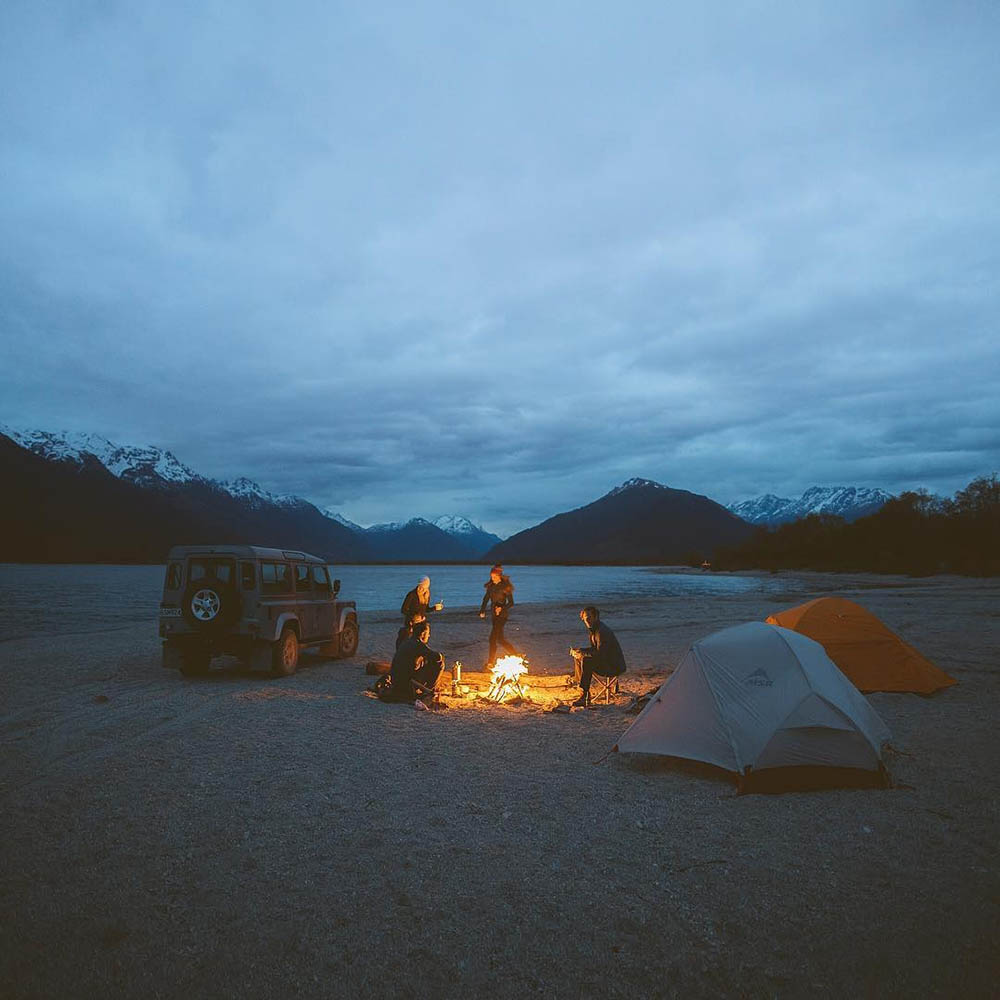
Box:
1, 571, 998, 998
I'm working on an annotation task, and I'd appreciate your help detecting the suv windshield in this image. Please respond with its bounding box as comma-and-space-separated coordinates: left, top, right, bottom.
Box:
188, 558, 235, 585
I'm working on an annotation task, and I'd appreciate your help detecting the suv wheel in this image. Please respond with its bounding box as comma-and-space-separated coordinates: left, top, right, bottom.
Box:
338, 616, 359, 659
179, 648, 211, 677
272, 626, 299, 676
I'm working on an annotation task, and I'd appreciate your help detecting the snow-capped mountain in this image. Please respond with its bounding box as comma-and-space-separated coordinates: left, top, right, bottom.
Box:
606, 477, 668, 497
365, 518, 424, 535
432, 514, 503, 554
0, 428, 323, 511
223, 476, 281, 505
726, 493, 794, 524
320, 511, 502, 554
432, 514, 485, 535
0, 426, 370, 563
1, 425, 202, 486
0, 425, 503, 561
320, 508, 364, 533
221, 477, 312, 509
361, 517, 484, 561
729, 486, 894, 526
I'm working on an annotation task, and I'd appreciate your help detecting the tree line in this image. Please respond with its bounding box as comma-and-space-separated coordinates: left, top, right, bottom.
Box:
714, 474, 1000, 577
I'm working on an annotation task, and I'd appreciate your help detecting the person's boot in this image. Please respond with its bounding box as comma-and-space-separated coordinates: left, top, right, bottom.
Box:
572, 691, 590, 708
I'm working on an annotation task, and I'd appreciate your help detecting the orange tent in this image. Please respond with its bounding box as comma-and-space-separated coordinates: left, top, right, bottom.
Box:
765, 597, 957, 695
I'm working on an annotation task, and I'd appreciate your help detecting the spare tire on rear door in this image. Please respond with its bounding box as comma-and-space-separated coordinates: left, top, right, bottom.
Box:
182, 577, 239, 629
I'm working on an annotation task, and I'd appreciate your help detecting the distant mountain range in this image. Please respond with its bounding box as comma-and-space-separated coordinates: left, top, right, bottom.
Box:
727, 486, 893, 525
0, 427, 499, 563
1, 424, 898, 565
486, 478, 752, 564
359, 516, 502, 561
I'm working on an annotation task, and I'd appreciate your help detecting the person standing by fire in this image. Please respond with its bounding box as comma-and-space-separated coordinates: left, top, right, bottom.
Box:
569, 605, 627, 708
479, 564, 518, 667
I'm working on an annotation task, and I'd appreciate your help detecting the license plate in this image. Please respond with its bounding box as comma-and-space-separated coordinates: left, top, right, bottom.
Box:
159, 607, 183, 618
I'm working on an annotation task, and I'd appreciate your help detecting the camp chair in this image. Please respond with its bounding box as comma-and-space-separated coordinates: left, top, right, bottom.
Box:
590, 672, 622, 705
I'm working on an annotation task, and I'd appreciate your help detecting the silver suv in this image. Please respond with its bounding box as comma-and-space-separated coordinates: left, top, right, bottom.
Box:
159, 544, 359, 677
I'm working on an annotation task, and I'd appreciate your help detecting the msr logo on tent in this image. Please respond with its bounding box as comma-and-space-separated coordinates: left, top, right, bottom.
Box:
745, 668, 773, 687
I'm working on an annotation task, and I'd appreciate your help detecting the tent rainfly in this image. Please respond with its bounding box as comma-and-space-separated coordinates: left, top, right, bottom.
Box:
765, 597, 956, 695
614, 622, 890, 787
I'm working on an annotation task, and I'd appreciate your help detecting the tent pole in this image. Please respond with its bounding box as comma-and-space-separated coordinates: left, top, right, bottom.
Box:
737, 765, 752, 796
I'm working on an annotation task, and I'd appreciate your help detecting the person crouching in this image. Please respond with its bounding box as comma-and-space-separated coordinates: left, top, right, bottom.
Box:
569, 606, 627, 708
380, 620, 445, 704
395, 612, 426, 650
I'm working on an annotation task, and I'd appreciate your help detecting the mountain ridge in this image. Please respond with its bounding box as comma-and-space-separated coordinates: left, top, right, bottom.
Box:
3, 424, 903, 564
729, 486, 893, 525
487, 477, 752, 565
0, 426, 502, 562
353, 516, 501, 561
0, 431, 370, 563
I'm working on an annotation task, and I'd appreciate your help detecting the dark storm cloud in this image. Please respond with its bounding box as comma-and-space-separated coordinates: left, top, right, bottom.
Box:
1, 2, 998, 535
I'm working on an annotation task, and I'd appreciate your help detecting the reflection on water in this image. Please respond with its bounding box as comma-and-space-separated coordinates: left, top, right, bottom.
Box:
0, 563, 781, 642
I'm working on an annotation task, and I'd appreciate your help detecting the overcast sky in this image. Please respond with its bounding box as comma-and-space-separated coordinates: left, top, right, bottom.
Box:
1, 2, 998, 535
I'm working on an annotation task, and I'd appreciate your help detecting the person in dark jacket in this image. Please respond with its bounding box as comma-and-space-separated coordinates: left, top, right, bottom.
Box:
569, 606, 627, 708
379, 621, 444, 703
395, 612, 426, 651
398, 576, 443, 647
479, 564, 518, 667
401, 576, 443, 624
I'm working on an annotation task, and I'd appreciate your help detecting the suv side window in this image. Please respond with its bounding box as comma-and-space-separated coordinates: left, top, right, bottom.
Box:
312, 565, 332, 595
189, 558, 234, 585
261, 561, 292, 595
240, 562, 256, 590
294, 564, 313, 593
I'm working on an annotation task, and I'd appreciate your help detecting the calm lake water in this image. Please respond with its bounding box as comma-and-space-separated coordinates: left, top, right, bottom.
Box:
0, 563, 780, 643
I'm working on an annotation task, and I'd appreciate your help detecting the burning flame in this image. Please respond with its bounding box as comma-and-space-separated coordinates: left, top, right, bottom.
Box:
487, 655, 529, 702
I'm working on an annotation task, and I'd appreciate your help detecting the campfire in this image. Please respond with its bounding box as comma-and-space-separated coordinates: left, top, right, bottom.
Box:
486, 655, 529, 702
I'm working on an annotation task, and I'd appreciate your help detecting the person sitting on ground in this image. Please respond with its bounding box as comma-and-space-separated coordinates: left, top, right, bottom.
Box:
569, 605, 627, 708
395, 612, 426, 650
479, 564, 518, 668
379, 620, 445, 704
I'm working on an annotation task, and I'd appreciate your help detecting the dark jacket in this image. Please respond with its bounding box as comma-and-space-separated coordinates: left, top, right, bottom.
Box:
382, 635, 435, 703
480, 576, 514, 617
401, 587, 437, 624
580, 622, 627, 677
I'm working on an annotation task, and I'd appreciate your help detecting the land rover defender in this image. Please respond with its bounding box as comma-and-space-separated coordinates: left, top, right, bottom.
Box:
159, 544, 359, 677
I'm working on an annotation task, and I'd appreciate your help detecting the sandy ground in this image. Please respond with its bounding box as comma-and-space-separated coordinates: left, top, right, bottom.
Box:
1, 571, 998, 999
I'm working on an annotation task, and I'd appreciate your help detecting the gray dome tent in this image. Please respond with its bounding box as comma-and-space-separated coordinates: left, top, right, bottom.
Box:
614, 622, 890, 789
